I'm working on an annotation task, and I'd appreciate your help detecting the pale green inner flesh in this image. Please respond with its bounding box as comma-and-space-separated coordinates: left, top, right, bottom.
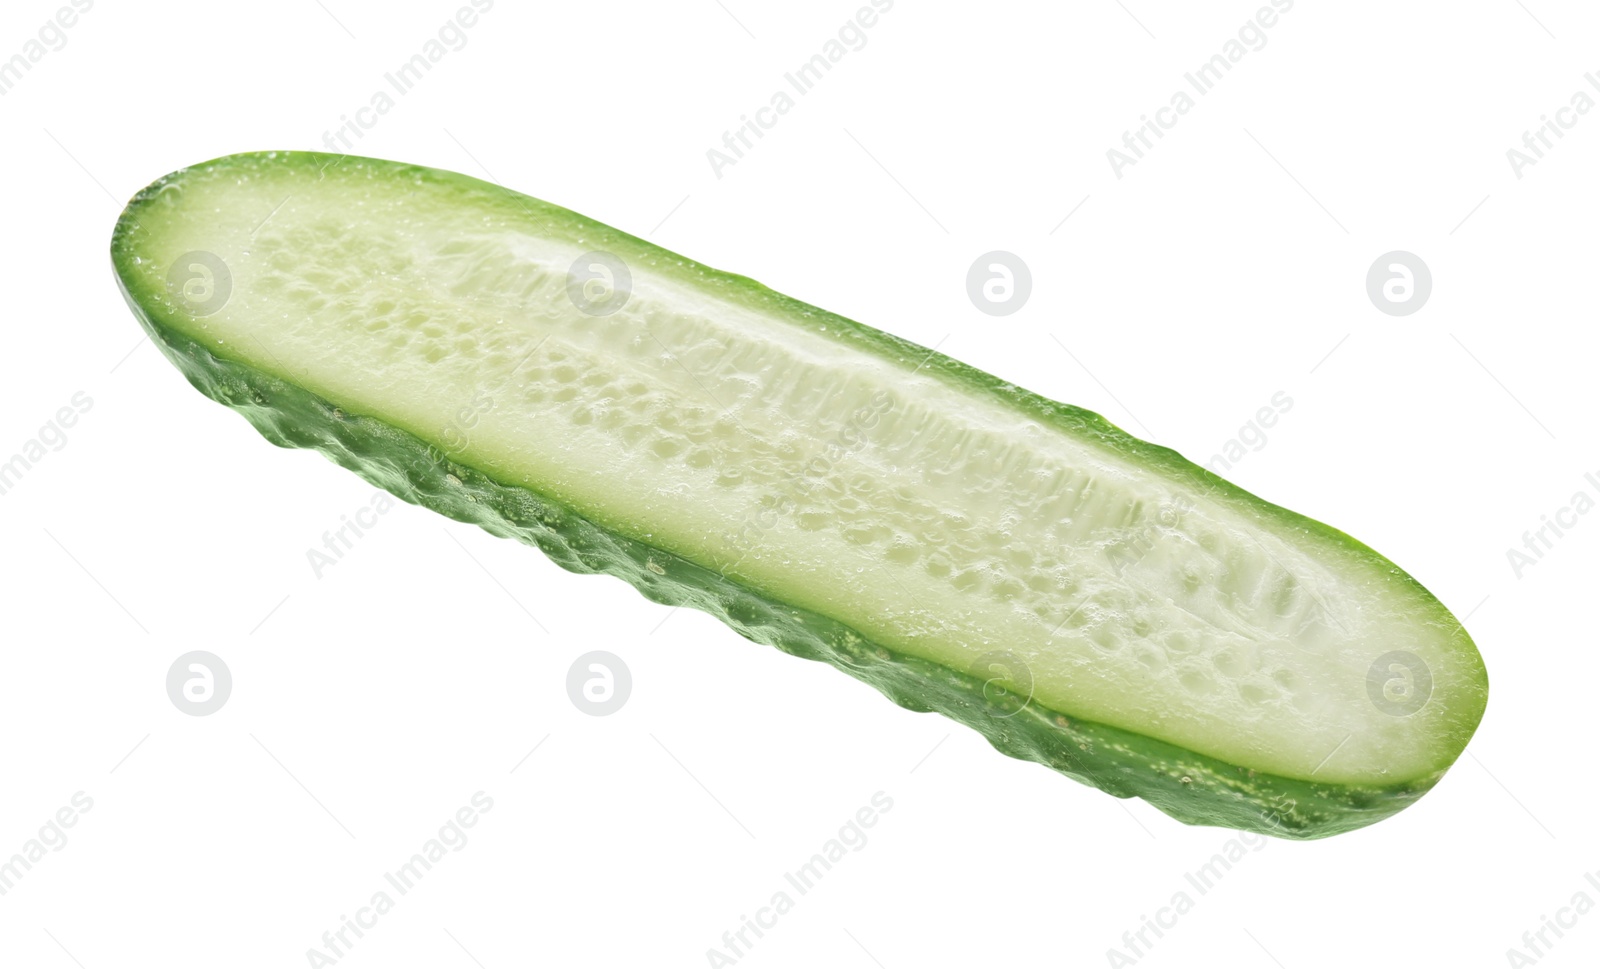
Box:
124, 158, 1471, 784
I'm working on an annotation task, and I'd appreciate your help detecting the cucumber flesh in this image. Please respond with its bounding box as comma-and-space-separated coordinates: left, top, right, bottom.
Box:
111, 152, 1487, 838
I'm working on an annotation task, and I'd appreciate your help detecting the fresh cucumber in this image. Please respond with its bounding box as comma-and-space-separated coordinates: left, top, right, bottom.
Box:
111, 152, 1487, 838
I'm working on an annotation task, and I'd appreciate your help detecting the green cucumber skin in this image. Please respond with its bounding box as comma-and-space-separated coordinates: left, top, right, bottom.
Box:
111, 152, 1482, 839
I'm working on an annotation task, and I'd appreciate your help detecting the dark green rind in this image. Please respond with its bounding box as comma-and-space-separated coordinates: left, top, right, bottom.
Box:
111, 152, 1485, 839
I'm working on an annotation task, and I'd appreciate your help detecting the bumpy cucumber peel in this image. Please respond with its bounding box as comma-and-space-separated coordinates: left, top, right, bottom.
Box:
111, 152, 1488, 839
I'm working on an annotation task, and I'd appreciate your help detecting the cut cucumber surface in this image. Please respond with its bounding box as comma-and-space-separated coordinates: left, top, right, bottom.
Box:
112, 152, 1487, 838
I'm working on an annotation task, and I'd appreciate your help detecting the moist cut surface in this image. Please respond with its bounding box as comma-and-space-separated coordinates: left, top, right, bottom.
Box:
111, 152, 1488, 837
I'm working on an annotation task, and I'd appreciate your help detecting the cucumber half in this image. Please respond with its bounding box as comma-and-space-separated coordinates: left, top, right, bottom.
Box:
111, 152, 1487, 838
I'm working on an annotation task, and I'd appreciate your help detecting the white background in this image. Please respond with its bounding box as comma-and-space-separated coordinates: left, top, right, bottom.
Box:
0, 1, 1595, 966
